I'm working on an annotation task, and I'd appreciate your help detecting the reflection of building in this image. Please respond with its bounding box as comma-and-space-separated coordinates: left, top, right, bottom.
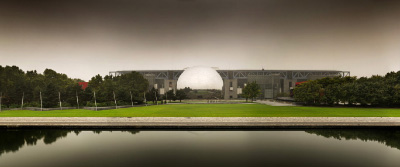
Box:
110, 69, 350, 99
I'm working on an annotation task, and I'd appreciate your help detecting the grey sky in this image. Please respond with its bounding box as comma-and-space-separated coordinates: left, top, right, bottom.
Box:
1, 0, 400, 81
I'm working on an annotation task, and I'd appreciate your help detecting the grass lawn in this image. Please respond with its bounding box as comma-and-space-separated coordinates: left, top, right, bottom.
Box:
1, 104, 400, 117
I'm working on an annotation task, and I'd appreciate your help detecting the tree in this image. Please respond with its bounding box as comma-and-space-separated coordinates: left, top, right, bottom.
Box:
146, 87, 159, 104
386, 71, 400, 106
294, 80, 323, 105
0, 66, 152, 108
324, 83, 341, 105
87, 75, 103, 92
183, 87, 191, 94
242, 81, 261, 102
165, 90, 176, 102
0, 66, 26, 107
175, 89, 188, 102
115, 72, 148, 104
42, 83, 58, 108
65, 83, 84, 107
340, 82, 357, 106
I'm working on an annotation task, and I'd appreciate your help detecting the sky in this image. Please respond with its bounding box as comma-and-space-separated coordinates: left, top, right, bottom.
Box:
1, 0, 400, 81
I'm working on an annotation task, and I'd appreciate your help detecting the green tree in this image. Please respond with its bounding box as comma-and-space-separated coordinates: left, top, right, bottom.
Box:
340, 82, 357, 105
146, 87, 160, 104
42, 83, 58, 108
0, 66, 26, 108
242, 81, 261, 102
87, 74, 103, 92
294, 80, 323, 105
183, 87, 191, 94
115, 72, 148, 104
165, 90, 176, 102
175, 89, 188, 102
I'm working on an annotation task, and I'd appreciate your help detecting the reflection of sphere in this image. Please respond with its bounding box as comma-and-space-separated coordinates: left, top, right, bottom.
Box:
177, 66, 223, 89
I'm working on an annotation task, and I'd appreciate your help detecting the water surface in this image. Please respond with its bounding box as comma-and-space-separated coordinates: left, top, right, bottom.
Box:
1, 129, 400, 167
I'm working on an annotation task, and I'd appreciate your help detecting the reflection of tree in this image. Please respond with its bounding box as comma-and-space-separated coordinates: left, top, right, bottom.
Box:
0, 130, 73, 156
91, 130, 140, 135
0, 130, 140, 156
306, 129, 400, 150
126, 130, 140, 135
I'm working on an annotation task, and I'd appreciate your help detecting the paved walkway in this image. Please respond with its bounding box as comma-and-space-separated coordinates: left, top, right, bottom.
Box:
1, 117, 400, 128
255, 100, 297, 106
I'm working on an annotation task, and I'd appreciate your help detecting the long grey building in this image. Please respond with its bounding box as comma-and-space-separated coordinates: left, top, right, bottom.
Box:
109, 69, 350, 99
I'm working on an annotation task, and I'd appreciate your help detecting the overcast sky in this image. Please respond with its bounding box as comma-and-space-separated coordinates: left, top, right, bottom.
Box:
1, 0, 400, 81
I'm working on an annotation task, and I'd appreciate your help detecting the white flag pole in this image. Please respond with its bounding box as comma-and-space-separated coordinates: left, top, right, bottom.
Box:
144, 92, 147, 106
21, 92, 24, 110
113, 91, 117, 109
94, 91, 97, 111
130, 91, 133, 107
59, 92, 62, 110
76, 91, 79, 109
0, 92, 2, 112
40, 91, 43, 111
154, 91, 158, 105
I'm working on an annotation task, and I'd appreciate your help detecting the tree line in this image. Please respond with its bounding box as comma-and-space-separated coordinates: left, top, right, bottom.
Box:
144, 87, 188, 104
294, 71, 400, 107
0, 65, 188, 109
0, 65, 82, 108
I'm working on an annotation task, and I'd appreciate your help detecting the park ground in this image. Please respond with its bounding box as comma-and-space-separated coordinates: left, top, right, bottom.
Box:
1, 103, 400, 117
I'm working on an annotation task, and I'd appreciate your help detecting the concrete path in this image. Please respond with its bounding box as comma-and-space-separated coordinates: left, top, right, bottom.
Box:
255, 100, 297, 106
1, 117, 400, 128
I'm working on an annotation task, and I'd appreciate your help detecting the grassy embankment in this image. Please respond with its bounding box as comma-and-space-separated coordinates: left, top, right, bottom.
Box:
1, 104, 400, 117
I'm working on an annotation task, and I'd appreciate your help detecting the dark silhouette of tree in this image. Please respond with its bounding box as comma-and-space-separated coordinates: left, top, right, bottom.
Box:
293, 72, 400, 107
306, 129, 400, 150
175, 89, 188, 102
0, 130, 141, 157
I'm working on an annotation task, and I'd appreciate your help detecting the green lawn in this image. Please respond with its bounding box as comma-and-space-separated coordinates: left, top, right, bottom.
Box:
1, 104, 400, 117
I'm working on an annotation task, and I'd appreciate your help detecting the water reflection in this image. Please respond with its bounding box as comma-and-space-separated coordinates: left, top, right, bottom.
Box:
0, 129, 139, 156
306, 129, 400, 150
1, 129, 400, 167
2, 129, 400, 157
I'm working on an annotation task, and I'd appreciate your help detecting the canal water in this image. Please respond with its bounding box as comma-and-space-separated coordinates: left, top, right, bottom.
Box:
1, 129, 400, 167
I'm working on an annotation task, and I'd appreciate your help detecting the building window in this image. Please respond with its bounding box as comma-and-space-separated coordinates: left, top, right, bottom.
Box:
230, 82, 233, 87
237, 88, 242, 94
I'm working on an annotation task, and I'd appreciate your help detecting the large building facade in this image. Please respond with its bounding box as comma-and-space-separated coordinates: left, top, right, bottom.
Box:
109, 69, 350, 99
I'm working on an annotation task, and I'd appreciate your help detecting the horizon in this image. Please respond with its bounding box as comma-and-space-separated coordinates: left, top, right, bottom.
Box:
4, 64, 400, 82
